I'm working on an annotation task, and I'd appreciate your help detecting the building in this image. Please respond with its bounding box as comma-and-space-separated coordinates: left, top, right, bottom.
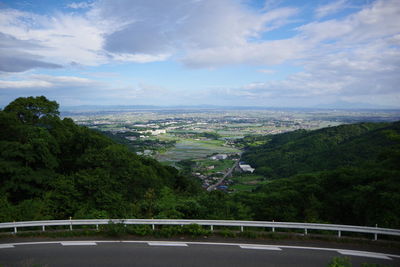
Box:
239, 163, 255, 173
211, 154, 228, 160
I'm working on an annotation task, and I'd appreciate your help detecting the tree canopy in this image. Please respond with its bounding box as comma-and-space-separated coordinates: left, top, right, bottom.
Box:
3, 96, 59, 125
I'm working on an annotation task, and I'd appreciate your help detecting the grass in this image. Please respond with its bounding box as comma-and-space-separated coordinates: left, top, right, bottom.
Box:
230, 174, 267, 192
327, 257, 392, 267
196, 159, 235, 173
156, 138, 240, 162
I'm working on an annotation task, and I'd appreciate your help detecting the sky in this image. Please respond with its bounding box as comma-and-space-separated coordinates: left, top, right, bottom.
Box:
0, 0, 399, 108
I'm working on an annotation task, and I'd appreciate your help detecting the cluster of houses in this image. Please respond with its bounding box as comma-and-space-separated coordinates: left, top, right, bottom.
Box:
193, 153, 255, 191
138, 129, 167, 136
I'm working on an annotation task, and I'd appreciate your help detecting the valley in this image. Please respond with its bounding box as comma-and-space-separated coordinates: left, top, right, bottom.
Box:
66, 107, 400, 192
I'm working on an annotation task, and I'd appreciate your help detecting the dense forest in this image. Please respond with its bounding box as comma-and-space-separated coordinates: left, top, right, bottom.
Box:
1, 96, 399, 229
238, 121, 400, 227
0, 97, 201, 221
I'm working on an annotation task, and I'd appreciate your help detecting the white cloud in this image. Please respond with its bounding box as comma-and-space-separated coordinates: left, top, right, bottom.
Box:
315, 0, 348, 19
181, 37, 308, 68
111, 53, 171, 63
94, 0, 298, 65
0, 74, 102, 90
67, 2, 93, 9
258, 69, 276, 74
0, 73, 174, 106
0, 80, 52, 89
0, 8, 106, 70
217, 0, 400, 107
0, 0, 300, 69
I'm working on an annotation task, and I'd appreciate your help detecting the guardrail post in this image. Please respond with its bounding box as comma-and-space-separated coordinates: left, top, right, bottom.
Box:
272, 220, 275, 232
13, 221, 17, 234
42, 225, 45, 232
240, 226, 244, 232
304, 228, 308, 235
152, 224, 155, 231
210, 225, 214, 232
96, 224, 99, 231
69, 217, 72, 231
338, 230, 341, 238
374, 224, 378, 241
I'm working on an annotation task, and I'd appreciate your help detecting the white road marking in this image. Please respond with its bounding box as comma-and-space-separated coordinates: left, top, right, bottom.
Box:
61, 242, 97, 246
338, 250, 392, 260
148, 242, 188, 247
240, 245, 281, 250
0, 244, 15, 249
0, 240, 398, 261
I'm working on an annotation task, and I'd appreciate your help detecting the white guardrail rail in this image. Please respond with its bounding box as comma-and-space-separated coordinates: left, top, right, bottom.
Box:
1, 219, 400, 240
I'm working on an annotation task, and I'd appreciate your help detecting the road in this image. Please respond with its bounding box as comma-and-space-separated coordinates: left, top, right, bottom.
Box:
207, 155, 241, 191
1, 240, 398, 267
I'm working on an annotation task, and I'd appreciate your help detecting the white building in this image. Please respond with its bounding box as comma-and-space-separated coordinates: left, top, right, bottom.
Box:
239, 163, 255, 173
138, 129, 167, 135
211, 154, 228, 160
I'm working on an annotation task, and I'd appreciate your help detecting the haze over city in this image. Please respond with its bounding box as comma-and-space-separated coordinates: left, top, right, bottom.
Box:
0, 0, 399, 108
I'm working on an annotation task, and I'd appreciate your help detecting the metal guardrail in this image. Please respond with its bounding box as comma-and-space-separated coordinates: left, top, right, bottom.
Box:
1, 219, 399, 240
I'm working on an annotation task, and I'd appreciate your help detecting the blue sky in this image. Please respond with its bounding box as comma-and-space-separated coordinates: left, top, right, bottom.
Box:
0, 0, 399, 108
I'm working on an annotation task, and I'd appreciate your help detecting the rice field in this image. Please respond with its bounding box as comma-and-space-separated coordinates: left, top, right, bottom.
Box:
155, 138, 240, 163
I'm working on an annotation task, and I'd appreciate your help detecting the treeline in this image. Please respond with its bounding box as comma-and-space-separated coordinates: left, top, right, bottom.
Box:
237, 121, 400, 228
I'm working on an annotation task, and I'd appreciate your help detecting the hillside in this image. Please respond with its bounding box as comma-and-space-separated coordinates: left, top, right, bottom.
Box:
0, 97, 198, 221
242, 122, 398, 179
235, 122, 400, 227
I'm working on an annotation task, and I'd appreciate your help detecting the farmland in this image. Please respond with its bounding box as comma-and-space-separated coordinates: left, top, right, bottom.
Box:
65, 107, 400, 191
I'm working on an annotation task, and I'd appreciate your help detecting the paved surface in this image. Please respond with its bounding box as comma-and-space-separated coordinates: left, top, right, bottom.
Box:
207, 156, 240, 191
1, 241, 399, 267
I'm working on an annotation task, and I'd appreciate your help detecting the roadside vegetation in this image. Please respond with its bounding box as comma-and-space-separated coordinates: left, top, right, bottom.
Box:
328, 257, 391, 267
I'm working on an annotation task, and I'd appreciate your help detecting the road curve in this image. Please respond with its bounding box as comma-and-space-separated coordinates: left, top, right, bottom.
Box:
1, 240, 398, 267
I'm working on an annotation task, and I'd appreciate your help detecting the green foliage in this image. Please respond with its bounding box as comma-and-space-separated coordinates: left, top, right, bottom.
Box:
2, 96, 399, 233
0, 97, 199, 222
101, 221, 127, 237
154, 225, 182, 238
218, 229, 237, 238
328, 257, 352, 267
238, 230, 259, 239
4, 96, 59, 125
327, 257, 391, 267
126, 225, 153, 236
361, 264, 391, 267
237, 121, 400, 228
242, 122, 394, 178
181, 224, 210, 236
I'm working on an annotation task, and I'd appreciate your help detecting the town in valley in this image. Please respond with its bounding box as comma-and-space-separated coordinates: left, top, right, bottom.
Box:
64, 107, 400, 192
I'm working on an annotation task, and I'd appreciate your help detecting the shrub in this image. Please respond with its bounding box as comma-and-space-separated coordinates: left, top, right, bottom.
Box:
126, 225, 153, 236
218, 229, 236, 238
328, 257, 352, 267
181, 224, 210, 237
101, 221, 127, 237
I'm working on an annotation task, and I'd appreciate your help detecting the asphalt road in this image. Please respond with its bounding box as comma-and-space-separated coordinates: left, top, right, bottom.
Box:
1, 241, 399, 267
207, 157, 240, 191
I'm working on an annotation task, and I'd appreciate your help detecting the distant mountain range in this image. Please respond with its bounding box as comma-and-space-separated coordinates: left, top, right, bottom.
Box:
60, 103, 400, 113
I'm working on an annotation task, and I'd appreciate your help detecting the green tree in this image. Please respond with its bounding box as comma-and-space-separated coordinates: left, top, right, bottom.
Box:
4, 96, 59, 125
